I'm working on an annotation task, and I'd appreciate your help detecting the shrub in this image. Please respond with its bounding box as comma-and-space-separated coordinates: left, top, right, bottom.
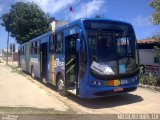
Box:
139, 72, 159, 86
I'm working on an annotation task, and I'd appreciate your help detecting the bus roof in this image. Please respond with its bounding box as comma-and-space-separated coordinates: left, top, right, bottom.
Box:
19, 18, 133, 46
55, 18, 132, 32
19, 31, 51, 46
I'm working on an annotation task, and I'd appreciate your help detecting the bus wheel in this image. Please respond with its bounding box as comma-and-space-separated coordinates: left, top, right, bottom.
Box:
31, 66, 35, 78
57, 75, 67, 96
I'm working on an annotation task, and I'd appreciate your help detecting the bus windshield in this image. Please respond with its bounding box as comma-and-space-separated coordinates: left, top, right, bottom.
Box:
84, 20, 139, 77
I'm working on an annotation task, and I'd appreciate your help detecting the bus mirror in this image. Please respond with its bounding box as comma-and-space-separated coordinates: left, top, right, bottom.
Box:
76, 39, 80, 51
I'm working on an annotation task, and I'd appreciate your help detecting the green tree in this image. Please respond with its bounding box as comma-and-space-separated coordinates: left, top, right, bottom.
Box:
153, 34, 160, 64
149, 0, 160, 25
1, 2, 51, 44
149, 0, 160, 65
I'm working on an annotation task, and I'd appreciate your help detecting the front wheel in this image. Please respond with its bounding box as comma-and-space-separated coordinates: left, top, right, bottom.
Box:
57, 75, 68, 96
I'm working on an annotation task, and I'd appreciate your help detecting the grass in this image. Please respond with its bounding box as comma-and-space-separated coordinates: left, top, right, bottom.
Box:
0, 106, 75, 114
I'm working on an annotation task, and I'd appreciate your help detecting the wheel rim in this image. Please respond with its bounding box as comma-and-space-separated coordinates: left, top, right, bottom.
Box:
58, 79, 64, 93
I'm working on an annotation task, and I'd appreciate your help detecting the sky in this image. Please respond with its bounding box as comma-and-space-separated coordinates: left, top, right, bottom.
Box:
0, 0, 160, 49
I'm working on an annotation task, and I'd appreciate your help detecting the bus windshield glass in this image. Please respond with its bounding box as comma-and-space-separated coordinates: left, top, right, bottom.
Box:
84, 20, 138, 77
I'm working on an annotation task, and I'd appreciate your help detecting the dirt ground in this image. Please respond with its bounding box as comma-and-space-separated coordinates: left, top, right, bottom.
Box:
0, 59, 160, 115
0, 60, 71, 114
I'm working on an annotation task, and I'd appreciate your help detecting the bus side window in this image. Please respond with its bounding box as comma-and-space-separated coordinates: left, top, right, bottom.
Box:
37, 41, 40, 54
20, 47, 21, 55
55, 33, 63, 54
34, 41, 37, 54
50, 34, 55, 54
24, 46, 26, 55
22, 46, 23, 55
21, 47, 23, 55
30, 42, 33, 54
23, 46, 25, 55
20, 47, 22, 55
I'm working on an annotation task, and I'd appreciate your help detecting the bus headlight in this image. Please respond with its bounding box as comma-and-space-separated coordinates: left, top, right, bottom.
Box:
93, 81, 97, 85
98, 82, 102, 86
90, 80, 102, 86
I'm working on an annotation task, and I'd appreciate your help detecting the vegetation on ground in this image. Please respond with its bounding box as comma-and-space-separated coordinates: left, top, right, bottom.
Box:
0, 106, 74, 114
139, 73, 160, 86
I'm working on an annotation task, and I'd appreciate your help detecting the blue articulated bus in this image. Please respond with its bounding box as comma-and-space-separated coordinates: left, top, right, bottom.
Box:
19, 18, 139, 98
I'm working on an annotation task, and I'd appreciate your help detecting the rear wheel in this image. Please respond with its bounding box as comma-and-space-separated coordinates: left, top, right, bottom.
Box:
31, 66, 35, 78
57, 75, 68, 96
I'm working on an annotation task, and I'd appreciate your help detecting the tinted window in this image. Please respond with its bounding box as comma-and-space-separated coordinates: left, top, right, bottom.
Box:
55, 33, 63, 54
50, 34, 55, 54
80, 36, 87, 79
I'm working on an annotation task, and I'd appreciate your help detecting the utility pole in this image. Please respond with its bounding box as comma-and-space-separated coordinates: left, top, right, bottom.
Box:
6, 32, 9, 65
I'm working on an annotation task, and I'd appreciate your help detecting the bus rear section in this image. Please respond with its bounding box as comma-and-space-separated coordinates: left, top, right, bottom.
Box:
19, 42, 30, 72
77, 19, 139, 98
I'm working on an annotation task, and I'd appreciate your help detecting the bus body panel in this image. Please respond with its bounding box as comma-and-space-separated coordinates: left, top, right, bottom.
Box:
79, 79, 138, 98
29, 54, 40, 78
19, 43, 28, 71
19, 18, 139, 98
52, 54, 65, 85
20, 55, 26, 71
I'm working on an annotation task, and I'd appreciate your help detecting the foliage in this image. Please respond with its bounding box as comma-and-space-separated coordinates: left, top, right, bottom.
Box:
1, 2, 51, 44
152, 34, 160, 42
139, 73, 159, 86
154, 46, 160, 63
149, 0, 160, 25
152, 34, 160, 63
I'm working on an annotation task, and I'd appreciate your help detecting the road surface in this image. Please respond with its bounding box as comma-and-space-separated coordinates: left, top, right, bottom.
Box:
0, 61, 69, 113
0, 60, 160, 114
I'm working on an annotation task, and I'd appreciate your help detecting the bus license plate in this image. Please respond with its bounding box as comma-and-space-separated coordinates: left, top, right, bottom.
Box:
114, 87, 123, 92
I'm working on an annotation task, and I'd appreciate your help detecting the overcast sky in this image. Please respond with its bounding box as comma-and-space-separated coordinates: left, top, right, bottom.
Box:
0, 0, 160, 49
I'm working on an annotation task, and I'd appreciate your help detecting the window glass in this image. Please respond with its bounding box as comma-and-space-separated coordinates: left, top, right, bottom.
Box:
80, 36, 87, 79
34, 41, 37, 54
89, 37, 96, 49
31, 42, 34, 54
21, 47, 22, 55
88, 32, 96, 49
50, 35, 55, 54
117, 36, 131, 56
24, 46, 26, 55
21, 47, 23, 55
23, 46, 25, 55
37, 41, 40, 54
117, 37, 126, 55
55, 33, 63, 54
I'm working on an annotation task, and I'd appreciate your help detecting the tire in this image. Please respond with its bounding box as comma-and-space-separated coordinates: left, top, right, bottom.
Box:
57, 75, 68, 96
31, 66, 35, 78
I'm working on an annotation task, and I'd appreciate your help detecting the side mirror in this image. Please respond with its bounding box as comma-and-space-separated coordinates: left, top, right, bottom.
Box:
76, 38, 80, 52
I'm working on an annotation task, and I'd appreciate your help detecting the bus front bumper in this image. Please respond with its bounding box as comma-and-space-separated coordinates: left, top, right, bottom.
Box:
79, 82, 139, 98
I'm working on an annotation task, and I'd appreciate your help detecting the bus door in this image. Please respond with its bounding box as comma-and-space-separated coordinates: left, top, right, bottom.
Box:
40, 42, 48, 80
65, 33, 80, 95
